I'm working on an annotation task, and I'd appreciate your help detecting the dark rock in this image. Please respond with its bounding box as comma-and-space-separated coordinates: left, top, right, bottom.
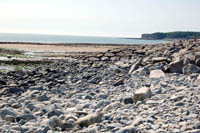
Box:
9, 87, 22, 93
0, 80, 6, 85
152, 57, 170, 63
183, 64, 200, 74
16, 114, 35, 121
175, 102, 185, 106
84, 95, 93, 100
113, 78, 124, 86
47, 109, 64, 118
123, 97, 133, 104
30, 86, 43, 91
0, 108, 17, 120
168, 58, 189, 73
195, 58, 200, 67
37, 94, 50, 102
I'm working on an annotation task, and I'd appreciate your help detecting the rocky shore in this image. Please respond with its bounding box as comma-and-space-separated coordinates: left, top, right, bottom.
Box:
0, 40, 200, 133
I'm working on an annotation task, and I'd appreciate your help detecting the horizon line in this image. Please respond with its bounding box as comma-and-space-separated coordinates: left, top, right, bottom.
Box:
0, 32, 142, 39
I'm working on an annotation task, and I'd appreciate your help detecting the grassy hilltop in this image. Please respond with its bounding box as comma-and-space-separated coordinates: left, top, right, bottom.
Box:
142, 31, 200, 39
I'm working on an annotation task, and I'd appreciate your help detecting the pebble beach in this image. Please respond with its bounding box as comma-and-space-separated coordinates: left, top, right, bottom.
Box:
0, 40, 200, 132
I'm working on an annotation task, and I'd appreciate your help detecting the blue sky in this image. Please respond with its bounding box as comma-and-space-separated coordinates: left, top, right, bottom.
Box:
0, 0, 200, 37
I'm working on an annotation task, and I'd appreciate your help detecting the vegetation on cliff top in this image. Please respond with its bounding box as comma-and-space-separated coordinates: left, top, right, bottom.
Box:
142, 31, 200, 39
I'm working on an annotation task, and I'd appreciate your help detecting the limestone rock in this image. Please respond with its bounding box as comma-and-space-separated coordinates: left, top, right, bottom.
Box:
149, 70, 165, 78
133, 87, 151, 102
74, 112, 103, 127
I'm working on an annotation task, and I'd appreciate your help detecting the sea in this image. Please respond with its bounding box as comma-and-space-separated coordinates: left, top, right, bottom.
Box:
0, 33, 171, 45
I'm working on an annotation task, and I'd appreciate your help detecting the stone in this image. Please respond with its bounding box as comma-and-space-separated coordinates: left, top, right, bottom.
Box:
123, 97, 133, 104
8, 87, 22, 93
5, 115, 16, 122
48, 116, 66, 130
37, 94, 50, 102
133, 87, 151, 102
0, 80, 6, 85
128, 59, 142, 74
183, 64, 200, 74
152, 57, 170, 63
0, 108, 17, 120
113, 78, 124, 86
132, 116, 144, 126
195, 122, 200, 129
30, 86, 44, 91
36, 126, 51, 133
195, 75, 200, 85
185, 129, 200, 133
195, 58, 200, 67
81, 127, 98, 133
16, 114, 35, 121
149, 70, 165, 78
169, 57, 189, 73
9, 126, 23, 131
74, 112, 103, 127
117, 125, 137, 133
170, 95, 184, 101
175, 102, 185, 106
84, 95, 93, 100
97, 93, 108, 99
26, 103, 37, 111
47, 109, 64, 118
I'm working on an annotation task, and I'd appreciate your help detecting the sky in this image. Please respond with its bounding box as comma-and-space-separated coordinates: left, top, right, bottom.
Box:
0, 0, 200, 37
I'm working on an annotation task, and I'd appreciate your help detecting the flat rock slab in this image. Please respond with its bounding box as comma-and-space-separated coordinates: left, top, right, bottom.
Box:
149, 70, 165, 78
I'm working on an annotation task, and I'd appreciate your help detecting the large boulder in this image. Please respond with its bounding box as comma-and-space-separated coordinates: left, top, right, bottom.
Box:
168, 57, 189, 73
133, 87, 151, 102
149, 70, 165, 78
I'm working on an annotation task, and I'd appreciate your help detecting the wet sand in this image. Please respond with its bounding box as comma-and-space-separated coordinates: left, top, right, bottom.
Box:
0, 43, 123, 53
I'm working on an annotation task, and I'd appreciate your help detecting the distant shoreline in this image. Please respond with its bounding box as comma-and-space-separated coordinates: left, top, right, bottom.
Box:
0, 33, 172, 45
0, 41, 143, 47
123, 37, 175, 41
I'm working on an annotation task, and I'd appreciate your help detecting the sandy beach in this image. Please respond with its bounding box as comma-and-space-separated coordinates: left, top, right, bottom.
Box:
0, 43, 123, 53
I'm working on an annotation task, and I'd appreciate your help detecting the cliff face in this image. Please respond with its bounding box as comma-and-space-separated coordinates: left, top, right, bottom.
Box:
142, 32, 200, 40
141, 34, 153, 39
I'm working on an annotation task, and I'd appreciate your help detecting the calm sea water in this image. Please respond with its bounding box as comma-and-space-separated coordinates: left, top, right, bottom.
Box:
0, 33, 171, 45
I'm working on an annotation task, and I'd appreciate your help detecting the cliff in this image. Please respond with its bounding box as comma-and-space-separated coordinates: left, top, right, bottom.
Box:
142, 31, 200, 39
